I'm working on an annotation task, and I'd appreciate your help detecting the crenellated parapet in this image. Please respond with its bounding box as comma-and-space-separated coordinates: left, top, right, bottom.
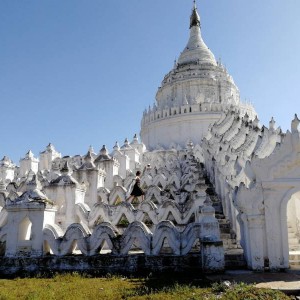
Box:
141, 102, 255, 129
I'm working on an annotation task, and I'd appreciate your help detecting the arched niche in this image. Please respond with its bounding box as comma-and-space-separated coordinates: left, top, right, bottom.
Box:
18, 216, 32, 241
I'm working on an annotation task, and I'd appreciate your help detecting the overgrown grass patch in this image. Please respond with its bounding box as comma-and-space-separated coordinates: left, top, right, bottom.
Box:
0, 273, 292, 300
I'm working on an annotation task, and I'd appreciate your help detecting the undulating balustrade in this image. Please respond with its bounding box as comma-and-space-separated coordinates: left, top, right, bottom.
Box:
0, 147, 226, 273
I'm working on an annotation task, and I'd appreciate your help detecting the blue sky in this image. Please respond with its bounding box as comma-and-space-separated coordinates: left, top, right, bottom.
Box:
1, 1, 299, 163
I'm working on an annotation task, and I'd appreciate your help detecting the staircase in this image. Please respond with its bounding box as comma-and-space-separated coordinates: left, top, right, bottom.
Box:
206, 181, 247, 269
288, 222, 300, 267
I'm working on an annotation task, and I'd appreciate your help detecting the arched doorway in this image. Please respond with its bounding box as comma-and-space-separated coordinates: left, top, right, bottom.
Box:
286, 191, 300, 268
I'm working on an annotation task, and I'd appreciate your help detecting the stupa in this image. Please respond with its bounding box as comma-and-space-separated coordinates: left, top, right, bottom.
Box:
141, 1, 256, 150
0, 2, 299, 274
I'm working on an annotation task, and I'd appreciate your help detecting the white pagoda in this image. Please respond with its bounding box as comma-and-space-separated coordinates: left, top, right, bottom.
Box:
0, 2, 299, 274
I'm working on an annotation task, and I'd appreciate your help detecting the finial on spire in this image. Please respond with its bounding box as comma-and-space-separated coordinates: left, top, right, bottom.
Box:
190, 0, 200, 28
173, 57, 177, 69
269, 117, 276, 130
88, 145, 95, 154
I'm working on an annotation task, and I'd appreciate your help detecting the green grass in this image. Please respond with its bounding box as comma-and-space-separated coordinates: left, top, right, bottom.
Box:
0, 273, 292, 300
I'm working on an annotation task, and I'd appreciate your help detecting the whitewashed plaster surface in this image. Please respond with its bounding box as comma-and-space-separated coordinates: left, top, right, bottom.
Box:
0, 4, 299, 273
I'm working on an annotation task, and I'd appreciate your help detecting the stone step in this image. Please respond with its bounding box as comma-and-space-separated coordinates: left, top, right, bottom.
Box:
211, 198, 221, 203
215, 213, 226, 220
223, 244, 239, 250
289, 243, 300, 248
217, 219, 229, 225
210, 194, 219, 198
222, 238, 237, 245
289, 237, 299, 244
289, 261, 300, 266
224, 246, 240, 250
223, 243, 241, 251
197, 179, 206, 184
290, 245, 300, 251
289, 253, 300, 265
198, 181, 242, 260
210, 197, 220, 203
219, 222, 230, 228
222, 243, 240, 250
289, 251, 300, 258
205, 188, 216, 195
289, 257, 300, 264
225, 250, 246, 269
221, 233, 232, 239
220, 227, 231, 234
224, 245, 240, 251
288, 232, 296, 238
211, 203, 221, 209
288, 238, 298, 243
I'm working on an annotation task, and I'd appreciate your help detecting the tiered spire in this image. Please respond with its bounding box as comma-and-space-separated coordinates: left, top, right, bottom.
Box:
177, 1, 216, 66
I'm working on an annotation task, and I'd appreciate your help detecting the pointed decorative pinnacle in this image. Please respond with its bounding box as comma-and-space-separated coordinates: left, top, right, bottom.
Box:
61, 160, 70, 175
186, 139, 194, 150
173, 58, 177, 69
269, 117, 276, 130
26, 150, 34, 159
113, 141, 120, 151
88, 145, 95, 154
252, 115, 259, 128
0, 156, 12, 167
85, 150, 93, 162
46, 143, 55, 151
291, 113, 300, 134
190, 0, 200, 28
131, 134, 139, 144
204, 195, 213, 206
100, 145, 108, 155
